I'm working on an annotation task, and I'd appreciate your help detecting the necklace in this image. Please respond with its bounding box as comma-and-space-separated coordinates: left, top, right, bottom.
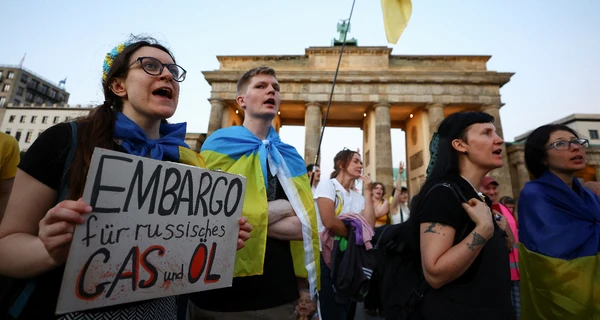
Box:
461, 175, 486, 201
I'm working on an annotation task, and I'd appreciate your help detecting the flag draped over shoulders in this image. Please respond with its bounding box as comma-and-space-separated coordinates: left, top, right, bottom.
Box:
200, 126, 320, 296
518, 171, 600, 319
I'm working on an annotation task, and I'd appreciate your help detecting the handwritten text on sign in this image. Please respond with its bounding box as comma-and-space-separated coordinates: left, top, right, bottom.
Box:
57, 148, 245, 314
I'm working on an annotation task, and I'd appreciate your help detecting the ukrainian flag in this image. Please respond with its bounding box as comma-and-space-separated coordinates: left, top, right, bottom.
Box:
200, 126, 320, 296
518, 171, 600, 319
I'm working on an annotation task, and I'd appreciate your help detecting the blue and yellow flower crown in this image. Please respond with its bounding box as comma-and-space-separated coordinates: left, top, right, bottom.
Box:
102, 41, 132, 82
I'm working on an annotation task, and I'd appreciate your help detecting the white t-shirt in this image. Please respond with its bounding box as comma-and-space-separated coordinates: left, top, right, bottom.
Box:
390, 202, 410, 225
315, 178, 365, 232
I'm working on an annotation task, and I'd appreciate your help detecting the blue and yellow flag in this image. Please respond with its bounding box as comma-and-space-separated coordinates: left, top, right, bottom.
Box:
200, 126, 321, 296
518, 171, 600, 319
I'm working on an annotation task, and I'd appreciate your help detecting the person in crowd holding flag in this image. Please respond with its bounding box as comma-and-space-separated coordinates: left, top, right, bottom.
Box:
315, 148, 375, 320
0, 36, 251, 320
390, 161, 410, 225
519, 124, 600, 319
409, 112, 514, 319
479, 176, 519, 319
190, 66, 320, 320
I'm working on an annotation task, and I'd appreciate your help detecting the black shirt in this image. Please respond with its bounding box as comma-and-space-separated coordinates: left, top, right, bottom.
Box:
189, 166, 299, 312
16, 122, 177, 320
416, 175, 514, 320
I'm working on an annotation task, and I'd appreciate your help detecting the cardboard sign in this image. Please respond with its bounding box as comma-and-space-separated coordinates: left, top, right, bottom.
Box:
56, 148, 245, 314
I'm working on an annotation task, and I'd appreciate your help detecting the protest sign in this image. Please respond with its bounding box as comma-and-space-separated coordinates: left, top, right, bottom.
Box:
56, 148, 245, 314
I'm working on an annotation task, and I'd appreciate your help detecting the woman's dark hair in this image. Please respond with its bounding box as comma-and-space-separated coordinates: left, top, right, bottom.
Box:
330, 149, 358, 179
524, 124, 579, 179
371, 182, 386, 197
68, 36, 175, 199
408, 111, 495, 228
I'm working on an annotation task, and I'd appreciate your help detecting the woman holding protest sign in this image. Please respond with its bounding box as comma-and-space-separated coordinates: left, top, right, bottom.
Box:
0, 35, 251, 320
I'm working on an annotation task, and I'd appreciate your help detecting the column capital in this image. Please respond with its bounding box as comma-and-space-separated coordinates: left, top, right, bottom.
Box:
373, 101, 391, 109
480, 103, 502, 111
208, 98, 227, 105
425, 102, 444, 110
305, 101, 323, 108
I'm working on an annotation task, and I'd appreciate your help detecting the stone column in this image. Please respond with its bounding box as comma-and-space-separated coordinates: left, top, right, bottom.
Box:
481, 104, 504, 139
481, 104, 513, 197
304, 102, 322, 165
595, 164, 600, 182
426, 103, 445, 139
374, 102, 394, 194
207, 98, 227, 136
516, 162, 530, 197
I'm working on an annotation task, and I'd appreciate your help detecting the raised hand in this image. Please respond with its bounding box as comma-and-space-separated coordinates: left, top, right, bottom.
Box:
399, 161, 405, 174
359, 174, 373, 192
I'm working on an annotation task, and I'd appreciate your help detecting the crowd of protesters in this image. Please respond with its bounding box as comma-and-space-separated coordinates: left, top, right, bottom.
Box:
0, 35, 598, 320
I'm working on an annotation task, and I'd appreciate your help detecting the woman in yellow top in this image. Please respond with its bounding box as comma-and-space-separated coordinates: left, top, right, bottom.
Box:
372, 182, 390, 227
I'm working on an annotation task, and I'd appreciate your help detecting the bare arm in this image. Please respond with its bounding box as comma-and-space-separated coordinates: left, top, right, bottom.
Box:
266, 199, 303, 240
0, 177, 14, 222
0, 170, 65, 278
420, 223, 493, 288
390, 162, 404, 211
420, 199, 494, 289
317, 197, 348, 237
373, 200, 389, 218
268, 199, 296, 224
359, 176, 376, 227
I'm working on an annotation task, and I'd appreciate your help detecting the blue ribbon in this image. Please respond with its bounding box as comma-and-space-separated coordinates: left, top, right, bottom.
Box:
113, 112, 189, 161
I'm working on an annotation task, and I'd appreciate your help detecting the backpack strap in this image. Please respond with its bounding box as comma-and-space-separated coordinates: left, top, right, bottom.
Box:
401, 180, 472, 317
8, 122, 78, 319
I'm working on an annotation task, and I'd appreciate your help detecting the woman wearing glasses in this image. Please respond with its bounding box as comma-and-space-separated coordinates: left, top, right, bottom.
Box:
0, 36, 251, 319
519, 124, 600, 319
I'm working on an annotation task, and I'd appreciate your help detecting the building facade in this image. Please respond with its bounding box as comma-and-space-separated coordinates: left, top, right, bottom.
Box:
0, 102, 206, 153
0, 103, 93, 150
507, 113, 600, 199
0, 66, 69, 108
202, 46, 515, 198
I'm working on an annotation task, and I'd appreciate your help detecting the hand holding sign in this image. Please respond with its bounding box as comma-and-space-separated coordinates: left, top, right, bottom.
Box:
237, 217, 252, 250
57, 148, 247, 314
38, 198, 92, 265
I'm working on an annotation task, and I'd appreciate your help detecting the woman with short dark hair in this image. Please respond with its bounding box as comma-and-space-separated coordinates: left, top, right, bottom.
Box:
408, 111, 514, 319
519, 124, 600, 319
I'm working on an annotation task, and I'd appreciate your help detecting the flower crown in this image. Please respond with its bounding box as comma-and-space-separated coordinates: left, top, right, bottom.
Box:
102, 41, 132, 82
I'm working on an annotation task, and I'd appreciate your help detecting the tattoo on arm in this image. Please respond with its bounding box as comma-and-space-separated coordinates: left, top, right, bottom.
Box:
466, 232, 487, 251
424, 222, 448, 235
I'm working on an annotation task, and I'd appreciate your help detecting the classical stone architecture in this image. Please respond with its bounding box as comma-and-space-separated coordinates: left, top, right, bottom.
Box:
507, 113, 600, 199
202, 46, 514, 197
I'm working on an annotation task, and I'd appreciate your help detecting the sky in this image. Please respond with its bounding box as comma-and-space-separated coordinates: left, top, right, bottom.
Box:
2, 0, 599, 178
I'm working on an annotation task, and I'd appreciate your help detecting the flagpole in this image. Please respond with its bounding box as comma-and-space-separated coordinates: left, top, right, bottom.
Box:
310, 0, 357, 186
19, 53, 26, 68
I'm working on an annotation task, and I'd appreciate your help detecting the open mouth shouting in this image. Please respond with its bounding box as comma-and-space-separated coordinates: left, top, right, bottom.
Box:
152, 87, 173, 101
570, 154, 585, 163
492, 148, 503, 157
264, 98, 276, 107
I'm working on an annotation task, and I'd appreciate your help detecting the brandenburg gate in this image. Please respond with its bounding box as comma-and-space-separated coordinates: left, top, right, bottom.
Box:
202, 46, 515, 198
